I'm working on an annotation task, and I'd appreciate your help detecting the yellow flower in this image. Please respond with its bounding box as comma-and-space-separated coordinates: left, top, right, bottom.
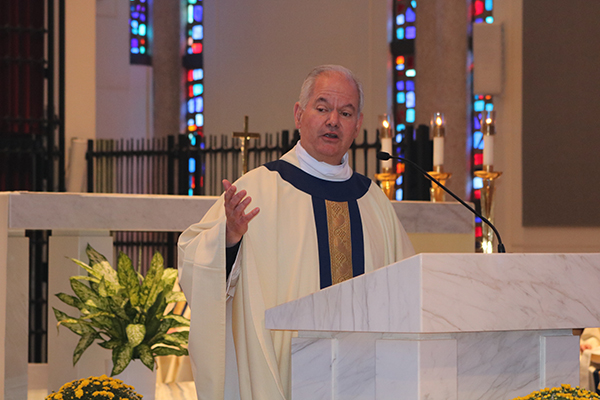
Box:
75, 388, 84, 398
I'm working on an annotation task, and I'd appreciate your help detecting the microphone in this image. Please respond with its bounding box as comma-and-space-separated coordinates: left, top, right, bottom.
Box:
377, 151, 506, 253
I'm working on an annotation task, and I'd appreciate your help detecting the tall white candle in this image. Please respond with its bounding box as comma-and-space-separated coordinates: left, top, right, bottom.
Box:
433, 136, 444, 166
381, 137, 392, 169
483, 134, 494, 166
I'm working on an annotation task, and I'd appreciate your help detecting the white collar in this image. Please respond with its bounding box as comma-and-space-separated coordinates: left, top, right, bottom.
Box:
294, 141, 353, 182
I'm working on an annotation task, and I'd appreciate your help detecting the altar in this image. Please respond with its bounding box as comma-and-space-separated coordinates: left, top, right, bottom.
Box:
0, 191, 473, 400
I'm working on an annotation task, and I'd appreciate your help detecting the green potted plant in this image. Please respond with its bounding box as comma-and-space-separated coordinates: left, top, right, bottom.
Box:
53, 245, 190, 376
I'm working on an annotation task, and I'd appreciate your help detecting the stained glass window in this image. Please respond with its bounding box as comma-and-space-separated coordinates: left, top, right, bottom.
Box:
130, 0, 151, 65
182, 0, 205, 195
391, 0, 417, 200
470, 1, 494, 250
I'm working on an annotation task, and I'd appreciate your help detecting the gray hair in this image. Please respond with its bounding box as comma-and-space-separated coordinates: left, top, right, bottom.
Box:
298, 65, 364, 115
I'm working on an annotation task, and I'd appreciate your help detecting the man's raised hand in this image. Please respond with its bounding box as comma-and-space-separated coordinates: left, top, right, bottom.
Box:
222, 179, 260, 247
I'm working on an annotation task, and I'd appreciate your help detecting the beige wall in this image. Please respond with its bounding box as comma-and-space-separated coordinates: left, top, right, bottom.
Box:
493, 0, 600, 252
202, 0, 390, 138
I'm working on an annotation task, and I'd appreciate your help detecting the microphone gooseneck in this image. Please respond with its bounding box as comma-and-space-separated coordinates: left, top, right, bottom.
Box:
377, 151, 506, 253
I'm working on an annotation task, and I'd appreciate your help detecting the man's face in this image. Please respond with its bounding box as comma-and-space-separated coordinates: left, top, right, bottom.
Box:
294, 72, 363, 165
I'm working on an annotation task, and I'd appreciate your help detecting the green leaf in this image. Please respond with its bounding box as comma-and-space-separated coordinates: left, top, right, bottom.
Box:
140, 252, 164, 310
117, 252, 141, 307
69, 258, 102, 280
168, 330, 189, 342
111, 345, 133, 376
98, 338, 122, 349
156, 333, 187, 347
71, 278, 108, 310
161, 268, 178, 292
86, 244, 109, 266
165, 291, 186, 304
163, 314, 191, 327
152, 345, 188, 357
53, 308, 95, 335
69, 275, 101, 284
86, 245, 122, 296
56, 293, 87, 312
136, 344, 155, 371
73, 332, 97, 365
126, 324, 146, 347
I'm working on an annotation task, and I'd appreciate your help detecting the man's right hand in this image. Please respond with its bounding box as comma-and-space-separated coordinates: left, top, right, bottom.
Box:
223, 179, 260, 247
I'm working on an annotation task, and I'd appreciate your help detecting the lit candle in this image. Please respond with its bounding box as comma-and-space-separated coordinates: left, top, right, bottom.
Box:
481, 111, 495, 167
431, 113, 445, 167
379, 115, 393, 169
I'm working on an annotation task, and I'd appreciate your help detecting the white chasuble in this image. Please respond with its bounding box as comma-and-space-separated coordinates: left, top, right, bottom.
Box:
178, 150, 414, 400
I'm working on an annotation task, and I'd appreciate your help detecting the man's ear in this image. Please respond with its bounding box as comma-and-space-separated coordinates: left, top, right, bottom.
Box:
354, 113, 364, 138
293, 102, 303, 129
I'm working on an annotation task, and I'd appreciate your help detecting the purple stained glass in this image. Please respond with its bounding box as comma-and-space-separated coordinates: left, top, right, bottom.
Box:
405, 26, 416, 39
406, 80, 415, 91
396, 81, 404, 91
406, 8, 416, 23
140, 15, 146, 22
474, 116, 481, 129
194, 5, 203, 22
131, 38, 139, 48
132, 12, 140, 18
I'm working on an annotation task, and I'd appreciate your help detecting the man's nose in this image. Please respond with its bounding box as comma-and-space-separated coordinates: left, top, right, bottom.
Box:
327, 111, 339, 127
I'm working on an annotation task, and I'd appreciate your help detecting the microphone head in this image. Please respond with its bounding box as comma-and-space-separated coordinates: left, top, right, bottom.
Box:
377, 151, 392, 161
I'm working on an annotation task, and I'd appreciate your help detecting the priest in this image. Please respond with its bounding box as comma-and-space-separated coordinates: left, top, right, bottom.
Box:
178, 65, 415, 400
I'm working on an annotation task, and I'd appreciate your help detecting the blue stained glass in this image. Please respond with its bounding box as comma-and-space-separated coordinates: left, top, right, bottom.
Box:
131, 20, 138, 29
132, 12, 140, 18
188, 5, 194, 23
411, 0, 417, 8
192, 69, 204, 80
140, 46, 145, 54
395, 189, 403, 201
474, 116, 481, 130
187, 48, 193, 54
140, 14, 145, 22
139, 24, 146, 36
396, 14, 405, 25
485, 0, 493, 11
193, 84, 204, 96
188, 189, 194, 196
131, 48, 139, 54
473, 177, 483, 190
406, 8, 416, 22
405, 26, 416, 39
474, 100, 485, 111
396, 63, 405, 71
187, 99, 195, 113
397, 92, 406, 104
192, 25, 203, 40
195, 113, 204, 127
396, 28, 404, 40
473, 132, 484, 149
397, 175, 403, 185
190, 136, 196, 146
200, 142, 205, 150
188, 0, 197, 3
397, 123, 406, 131
485, 103, 494, 111
486, 16, 494, 23
131, 39, 138, 47
474, 18, 484, 23
406, 109, 416, 123
395, 133, 403, 143
406, 69, 416, 77
475, 216, 482, 224
396, 81, 404, 91
195, 97, 204, 112
194, 5, 203, 22
406, 91, 415, 108
189, 158, 196, 173
406, 81, 415, 91
187, 118, 194, 127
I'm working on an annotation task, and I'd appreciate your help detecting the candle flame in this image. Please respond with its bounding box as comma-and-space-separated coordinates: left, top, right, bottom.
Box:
435, 116, 443, 126
486, 118, 492, 125
382, 120, 389, 129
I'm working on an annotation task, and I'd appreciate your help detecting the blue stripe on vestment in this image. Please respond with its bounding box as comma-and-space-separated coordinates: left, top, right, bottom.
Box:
265, 160, 368, 288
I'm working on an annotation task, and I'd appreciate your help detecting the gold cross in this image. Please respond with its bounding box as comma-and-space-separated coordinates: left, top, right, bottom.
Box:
233, 115, 261, 174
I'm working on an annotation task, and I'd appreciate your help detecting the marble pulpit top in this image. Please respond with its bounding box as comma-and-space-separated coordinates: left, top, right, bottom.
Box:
265, 253, 600, 334
1, 191, 472, 234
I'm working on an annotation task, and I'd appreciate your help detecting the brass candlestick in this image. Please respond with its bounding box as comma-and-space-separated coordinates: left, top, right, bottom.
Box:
474, 165, 502, 253
375, 167, 400, 200
428, 165, 452, 202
